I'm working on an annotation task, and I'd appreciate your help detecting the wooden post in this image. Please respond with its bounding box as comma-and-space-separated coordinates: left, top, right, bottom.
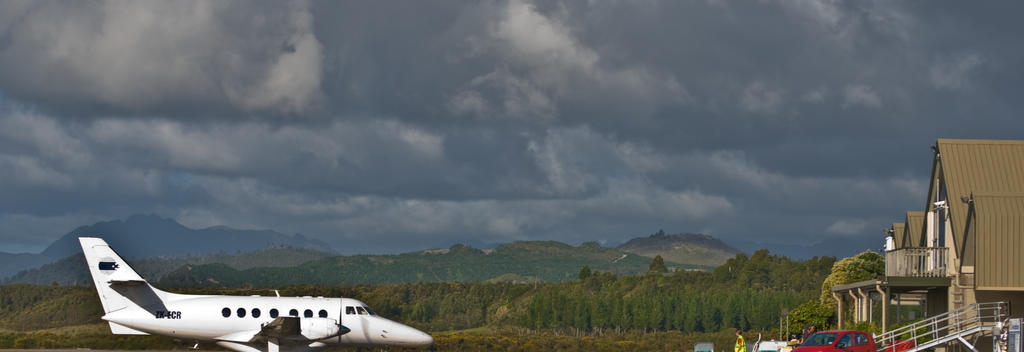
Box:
877, 282, 888, 333
833, 292, 843, 329
849, 291, 860, 322
859, 288, 870, 323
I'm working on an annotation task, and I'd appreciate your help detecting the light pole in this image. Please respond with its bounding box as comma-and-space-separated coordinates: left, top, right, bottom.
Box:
780, 308, 789, 340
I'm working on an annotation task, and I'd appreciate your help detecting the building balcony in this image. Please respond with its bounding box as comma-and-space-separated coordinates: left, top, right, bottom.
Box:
885, 247, 950, 278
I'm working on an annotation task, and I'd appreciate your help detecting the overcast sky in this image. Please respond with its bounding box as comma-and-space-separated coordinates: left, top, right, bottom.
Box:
0, 1, 1021, 256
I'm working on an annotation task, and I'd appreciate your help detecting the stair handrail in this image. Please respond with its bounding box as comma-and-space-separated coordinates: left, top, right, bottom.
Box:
874, 301, 1006, 352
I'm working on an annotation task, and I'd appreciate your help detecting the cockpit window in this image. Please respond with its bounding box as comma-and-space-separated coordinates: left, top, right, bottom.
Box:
346, 306, 355, 315
355, 306, 368, 315
362, 306, 376, 316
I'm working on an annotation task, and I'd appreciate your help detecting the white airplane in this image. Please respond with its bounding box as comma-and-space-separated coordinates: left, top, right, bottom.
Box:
79, 237, 433, 352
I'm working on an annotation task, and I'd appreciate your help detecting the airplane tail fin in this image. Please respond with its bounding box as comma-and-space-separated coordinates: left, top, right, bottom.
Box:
79, 237, 166, 335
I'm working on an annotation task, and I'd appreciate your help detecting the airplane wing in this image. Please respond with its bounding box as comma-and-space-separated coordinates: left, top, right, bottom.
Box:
259, 316, 350, 341
213, 317, 300, 344
214, 329, 263, 343
215, 317, 349, 345
257, 317, 302, 340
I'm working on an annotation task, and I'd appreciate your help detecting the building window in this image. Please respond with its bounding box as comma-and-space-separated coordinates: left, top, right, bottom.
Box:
304, 309, 313, 318
237, 308, 246, 318
289, 309, 298, 317
270, 309, 279, 318
252, 308, 261, 318
318, 309, 327, 318
222, 307, 231, 318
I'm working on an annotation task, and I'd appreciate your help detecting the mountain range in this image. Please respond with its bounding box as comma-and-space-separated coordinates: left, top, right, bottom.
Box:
41, 214, 335, 258
153, 241, 683, 287
1, 215, 748, 285
0, 214, 334, 278
3, 247, 334, 286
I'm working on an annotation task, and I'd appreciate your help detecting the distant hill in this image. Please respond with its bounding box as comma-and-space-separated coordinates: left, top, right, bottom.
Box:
616, 230, 741, 266
0, 252, 53, 281
2, 216, 739, 285
41, 214, 335, 260
0, 214, 336, 279
3, 247, 334, 285
155, 241, 705, 288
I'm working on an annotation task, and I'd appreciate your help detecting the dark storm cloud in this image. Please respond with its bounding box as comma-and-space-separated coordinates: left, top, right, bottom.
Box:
0, 0, 324, 118
0, 0, 1021, 256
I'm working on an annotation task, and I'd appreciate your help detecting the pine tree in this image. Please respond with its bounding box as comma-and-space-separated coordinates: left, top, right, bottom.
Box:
578, 265, 592, 280
648, 255, 668, 273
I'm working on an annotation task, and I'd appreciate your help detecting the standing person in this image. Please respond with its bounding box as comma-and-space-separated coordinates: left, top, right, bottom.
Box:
802, 325, 813, 342
736, 330, 747, 352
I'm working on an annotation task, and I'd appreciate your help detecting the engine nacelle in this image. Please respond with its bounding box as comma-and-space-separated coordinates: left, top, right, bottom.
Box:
300, 318, 341, 340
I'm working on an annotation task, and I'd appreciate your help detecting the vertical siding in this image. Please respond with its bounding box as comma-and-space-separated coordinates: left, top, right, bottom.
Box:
974, 195, 1024, 289
905, 212, 925, 248
892, 222, 906, 249
937, 139, 1024, 281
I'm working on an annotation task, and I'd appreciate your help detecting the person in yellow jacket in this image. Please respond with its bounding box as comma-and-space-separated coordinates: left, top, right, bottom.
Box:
735, 330, 746, 352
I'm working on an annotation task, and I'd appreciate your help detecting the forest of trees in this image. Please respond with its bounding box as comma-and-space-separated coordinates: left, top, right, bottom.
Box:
1, 250, 842, 351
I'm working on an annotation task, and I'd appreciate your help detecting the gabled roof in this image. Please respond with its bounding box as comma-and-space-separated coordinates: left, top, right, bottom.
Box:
891, 222, 906, 248
929, 139, 1024, 258
903, 211, 925, 248
972, 193, 1024, 289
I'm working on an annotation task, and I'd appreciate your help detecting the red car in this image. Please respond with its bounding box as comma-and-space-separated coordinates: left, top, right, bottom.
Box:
792, 330, 876, 352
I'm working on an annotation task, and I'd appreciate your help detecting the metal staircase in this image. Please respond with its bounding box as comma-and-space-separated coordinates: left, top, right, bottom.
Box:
875, 302, 1007, 352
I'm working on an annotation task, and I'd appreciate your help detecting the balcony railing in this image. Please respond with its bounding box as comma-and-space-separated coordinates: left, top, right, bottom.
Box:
885, 247, 949, 277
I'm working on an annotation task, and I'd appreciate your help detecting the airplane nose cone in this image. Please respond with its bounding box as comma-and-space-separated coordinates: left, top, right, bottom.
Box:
412, 330, 433, 346
399, 326, 433, 346
387, 323, 433, 346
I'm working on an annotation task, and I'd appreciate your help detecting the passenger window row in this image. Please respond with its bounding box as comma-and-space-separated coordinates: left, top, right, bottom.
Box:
221, 307, 329, 318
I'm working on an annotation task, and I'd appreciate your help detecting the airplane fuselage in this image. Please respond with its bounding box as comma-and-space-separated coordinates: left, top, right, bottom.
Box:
102, 295, 421, 347
79, 237, 432, 352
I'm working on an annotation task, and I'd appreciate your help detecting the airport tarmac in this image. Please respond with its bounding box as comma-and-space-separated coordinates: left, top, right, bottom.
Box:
1, 350, 191, 352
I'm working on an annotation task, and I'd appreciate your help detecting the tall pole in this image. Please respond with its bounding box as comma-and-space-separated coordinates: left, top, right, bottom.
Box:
833, 292, 843, 329
781, 308, 789, 340
849, 291, 860, 323
877, 282, 888, 333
